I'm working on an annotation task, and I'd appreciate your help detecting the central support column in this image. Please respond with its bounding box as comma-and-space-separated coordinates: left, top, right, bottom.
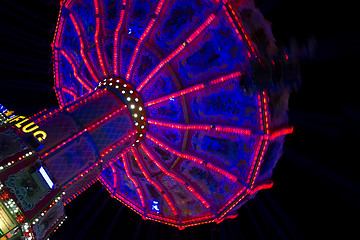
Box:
0, 78, 146, 239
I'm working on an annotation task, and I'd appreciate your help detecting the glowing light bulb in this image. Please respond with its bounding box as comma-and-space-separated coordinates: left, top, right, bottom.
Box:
131, 104, 135, 109
127, 97, 131, 101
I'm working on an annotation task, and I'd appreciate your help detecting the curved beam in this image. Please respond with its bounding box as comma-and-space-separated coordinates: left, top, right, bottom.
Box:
146, 133, 238, 182
113, 0, 127, 75
139, 143, 212, 211
94, 0, 108, 76
147, 118, 251, 136
68, 12, 99, 82
60, 50, 93, 91
121, 153, 146, 208
144, 72, 242, 107
136, 14, 216, 92
131, 147, 178, 216
126, 0, 166, 81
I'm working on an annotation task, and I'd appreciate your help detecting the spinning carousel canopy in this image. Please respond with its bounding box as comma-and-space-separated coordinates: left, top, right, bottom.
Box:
53, 0, 295, 229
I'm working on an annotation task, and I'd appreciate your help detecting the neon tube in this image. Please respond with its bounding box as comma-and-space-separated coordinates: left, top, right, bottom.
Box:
148, 119, 251, 136
94, 0, 107, 76
145, 72, 242, 107
69, 13, 99, 82
39, 166, 54, 189
113, 0, 127, 75
60, 50, 93, 91
269, 126, 294, 141
121, 154, 146, 208
146, 133, 237, 182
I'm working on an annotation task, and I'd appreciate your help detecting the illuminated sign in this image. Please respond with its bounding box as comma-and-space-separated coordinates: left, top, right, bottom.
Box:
7, 116, 47, 142
38, 167, 54, 190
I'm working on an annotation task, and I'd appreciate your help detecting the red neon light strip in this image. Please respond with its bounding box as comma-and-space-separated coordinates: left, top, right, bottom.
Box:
113, 0, 127, 75
66, 89, 106, 113
250, 140, 268, 188
126, 18, 156, 80
137, 14, 215, 92
217, 186, 246, 213
131, 147, 178, 216
146, 133, 237, 182
262, 91, 270, 134
94, 0, 107, 76
145, 71, 242, 107
133, 144, 215, 214
146, 213, 178, 224
28, 109, 47, 121
110, 163, 118, 189
61, 87, 77, 100
249, 182, 273, 195
218, 187, 247, 218
181, 214, 215, 224
121, 154, 146, 208
224, 3, 258, 60
186, 185, 211, 208
140, 143, 186, 185
246, 137, 263, 184
60, 50, 93, 91
208, 71, 242, 85
101, 147, 131, 171
100, 130, 137, 157
141, 143, 213, 212
53, 50, 65, 107
146, 133, 203, 164
269, 126, 294, 141
206, 163, 237, 182
33, 108, 62, 124
222, 5, 242, 42
257, 93, 264, 132
69, 13, 99, 82
148, 119, 251, 136
145, 83, 204, 107
126, 0, 165, 80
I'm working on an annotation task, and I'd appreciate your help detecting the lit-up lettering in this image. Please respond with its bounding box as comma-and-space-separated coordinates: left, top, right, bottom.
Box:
33, 131, 47, 142
22, 122, 39, 133
8, 116, 47, 142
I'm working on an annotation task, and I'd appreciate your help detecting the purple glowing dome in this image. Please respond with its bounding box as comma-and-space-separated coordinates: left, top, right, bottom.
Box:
52, 0, 296, 229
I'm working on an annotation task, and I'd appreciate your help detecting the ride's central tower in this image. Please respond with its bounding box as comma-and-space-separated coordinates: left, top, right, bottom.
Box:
0, 78, 144, 239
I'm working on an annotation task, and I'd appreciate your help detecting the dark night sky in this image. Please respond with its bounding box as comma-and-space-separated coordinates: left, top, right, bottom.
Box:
0, 0, 359, 239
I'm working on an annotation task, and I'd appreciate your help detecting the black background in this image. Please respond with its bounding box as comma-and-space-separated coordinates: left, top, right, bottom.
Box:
0, 0, 359, 239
